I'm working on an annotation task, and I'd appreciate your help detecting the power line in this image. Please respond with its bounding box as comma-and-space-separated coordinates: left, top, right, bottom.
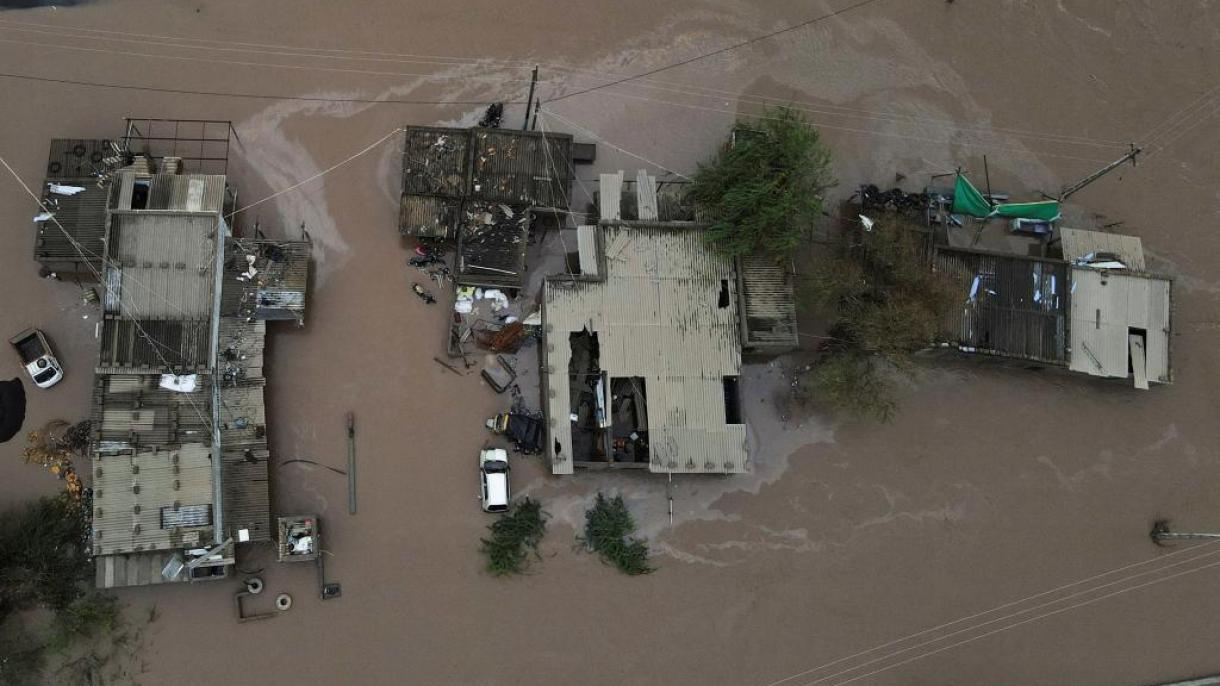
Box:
0, 71, 524, 105
0, 15, 1132, 151
226, 128, 405, 221
0, 154, 215, 433
762, 538, 1220, 686
788, 544, 1220, 686
0, 35, 547, 86
540, 108, 693, 179
816, 557, 1220, 686
547, 0, 889, 104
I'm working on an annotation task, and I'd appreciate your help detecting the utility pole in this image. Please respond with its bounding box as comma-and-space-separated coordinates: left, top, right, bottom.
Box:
1150, 519, 1220, 545
523, 66, 538, 130
1059, 143, 1141, 201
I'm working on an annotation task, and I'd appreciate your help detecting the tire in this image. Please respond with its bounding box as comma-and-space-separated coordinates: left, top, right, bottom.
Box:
275, 593, 292, 611
244, 577, 264, 595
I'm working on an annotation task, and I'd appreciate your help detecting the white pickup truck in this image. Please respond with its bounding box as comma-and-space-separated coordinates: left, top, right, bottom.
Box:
9, 329, 63, 389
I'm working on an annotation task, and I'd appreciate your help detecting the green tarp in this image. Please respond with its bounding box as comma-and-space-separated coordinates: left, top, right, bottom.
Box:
951, 173, 1060, 222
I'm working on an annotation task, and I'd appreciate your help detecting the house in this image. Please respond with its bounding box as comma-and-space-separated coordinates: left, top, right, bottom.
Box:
31, 124, 310, 588
935, 227, 1171, 388
399, 126, 574, 290
539, 172, 750, 475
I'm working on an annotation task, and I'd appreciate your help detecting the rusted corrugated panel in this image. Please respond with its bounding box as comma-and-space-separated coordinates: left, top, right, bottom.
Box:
402, 127, 471, 197
471, 129, 572, 207
456, 201, 529, 288
92, 374, 212, 450
738, 254, 799, 351
222, 239, 310, 323
399, 194, 459, 238
935, 247, 1069, 364
97, 318, 211, 373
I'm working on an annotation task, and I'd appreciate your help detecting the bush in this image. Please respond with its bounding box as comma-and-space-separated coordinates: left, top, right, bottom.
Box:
480, 498, 547, 576
578, 493, 653, 575
0, 494, 92, 621
688, 106, 835, 260
0, 495, 117, 685
798, 214, 964, 419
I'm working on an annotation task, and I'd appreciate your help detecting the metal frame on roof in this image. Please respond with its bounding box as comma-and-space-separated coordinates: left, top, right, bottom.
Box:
122, 118, 235, 175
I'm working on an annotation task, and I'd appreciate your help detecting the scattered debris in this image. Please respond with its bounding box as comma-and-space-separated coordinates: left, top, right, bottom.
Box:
412, 283, 437, 304
478, 102, 504, 129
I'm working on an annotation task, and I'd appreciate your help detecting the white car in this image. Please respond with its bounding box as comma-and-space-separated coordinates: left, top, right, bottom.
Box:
9, 329, 63, 389
479, 448, 510, 513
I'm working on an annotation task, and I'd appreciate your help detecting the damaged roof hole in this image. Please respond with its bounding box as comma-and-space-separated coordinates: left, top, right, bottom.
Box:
718, 279, 729, 308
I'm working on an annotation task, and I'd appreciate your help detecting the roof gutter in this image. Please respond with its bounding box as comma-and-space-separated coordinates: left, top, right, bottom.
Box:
208, 216, 227, 544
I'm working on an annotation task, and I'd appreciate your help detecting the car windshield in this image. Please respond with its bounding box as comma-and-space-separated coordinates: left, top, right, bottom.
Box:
33, 368, 57, 384
483, 460, 507, 473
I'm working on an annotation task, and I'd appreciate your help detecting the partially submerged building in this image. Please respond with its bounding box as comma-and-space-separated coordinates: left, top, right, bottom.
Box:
935, 227, 1171, 388
540, 171, 796, 475
399, 125, 574, 289
31, 121, 311, 587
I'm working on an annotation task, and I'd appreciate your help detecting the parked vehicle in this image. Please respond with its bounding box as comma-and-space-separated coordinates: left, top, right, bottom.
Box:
486, 412, 543, 454
479, 448, 510, 513
8, 329, 63, 389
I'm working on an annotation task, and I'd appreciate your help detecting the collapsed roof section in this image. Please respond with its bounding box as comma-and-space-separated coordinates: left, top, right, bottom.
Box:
541, 172, 748, 476
399, 125, 575, 289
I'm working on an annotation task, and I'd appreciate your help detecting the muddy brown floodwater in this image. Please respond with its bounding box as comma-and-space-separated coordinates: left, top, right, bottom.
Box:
2, 1, 1220, 685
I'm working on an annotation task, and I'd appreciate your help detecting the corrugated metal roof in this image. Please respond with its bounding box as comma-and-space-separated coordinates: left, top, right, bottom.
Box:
104, 212, 217, 319
90, 374, 212, 451
97, 318, 211, 373
222, 239, 310, 323
471, 129, 573, 207
34, 177, 108, 276
45, 139, 116, 179
399, 194, 460, 238
402, 127, 471, 197
935, 247, 1069, 364
456, 201, 530, 288
110, 173, 227, 212
92, 443, 214, 556
96, 550, 191, 589
543, 223, 746, 475
1060, 228, 1146, 270
1068, 267, 1172, 383
737, 254, 799, 352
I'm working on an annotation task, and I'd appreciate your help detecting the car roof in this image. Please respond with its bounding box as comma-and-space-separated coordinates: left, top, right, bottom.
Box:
485, 472, 509, 506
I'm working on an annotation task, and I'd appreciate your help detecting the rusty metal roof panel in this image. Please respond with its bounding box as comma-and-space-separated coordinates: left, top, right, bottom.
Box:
738, 254, 799, 352
402, 127, 471, 197
470, 129, 573, 207
399, 194, 460, 239
222, 239, 310, 323
934, 247, 1069, 365
97, 318, 211, 373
